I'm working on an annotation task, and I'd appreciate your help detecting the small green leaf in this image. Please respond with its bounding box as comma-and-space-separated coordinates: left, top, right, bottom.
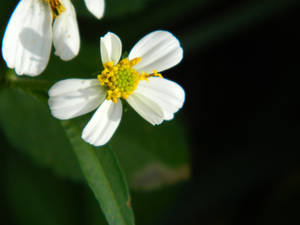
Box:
61, 120, 135, 225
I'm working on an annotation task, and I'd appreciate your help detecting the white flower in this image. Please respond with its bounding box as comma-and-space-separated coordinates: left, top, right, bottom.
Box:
48, 30, 185, 146
1, 0, 105, 76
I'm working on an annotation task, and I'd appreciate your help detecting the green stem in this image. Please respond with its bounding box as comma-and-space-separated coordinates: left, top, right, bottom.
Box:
2, 70, 52, 92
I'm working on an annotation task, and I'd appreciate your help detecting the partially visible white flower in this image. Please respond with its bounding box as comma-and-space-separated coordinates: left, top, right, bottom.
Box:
1, 0, 105, 76
84, 0, 105, 19
48, 30, 185, 146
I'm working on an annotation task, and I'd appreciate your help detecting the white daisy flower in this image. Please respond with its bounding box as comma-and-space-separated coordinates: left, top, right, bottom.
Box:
2, 0, 105, 76
48, 30, 185, 146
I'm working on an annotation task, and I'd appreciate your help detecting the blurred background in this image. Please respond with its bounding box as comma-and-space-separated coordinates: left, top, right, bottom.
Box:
1, 0, 300, 225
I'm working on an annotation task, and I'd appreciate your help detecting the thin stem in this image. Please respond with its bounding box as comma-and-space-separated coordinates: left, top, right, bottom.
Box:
2, 70, 52, 92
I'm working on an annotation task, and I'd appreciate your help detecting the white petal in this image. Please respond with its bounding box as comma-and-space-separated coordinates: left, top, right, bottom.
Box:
128, 30, 183, 73
1, 0, 52, 76
48, 79, 106, 120
53, 0, 80, 61
84, 0, 105, 19
135, 77, 185, 120
126, 92, 165, 125
82, 100, 122, 146
100, 32, 122, 65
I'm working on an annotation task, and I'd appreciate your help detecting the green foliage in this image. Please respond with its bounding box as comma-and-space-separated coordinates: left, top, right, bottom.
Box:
0, 88, 83, 181
2, 148, 183, 225
0, 85, 189, 189
62, 120, 135, 225
0, 86, 188, 225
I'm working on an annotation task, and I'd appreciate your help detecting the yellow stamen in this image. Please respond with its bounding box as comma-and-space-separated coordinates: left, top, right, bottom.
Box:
97, 57, 162, 103
45, 0, 66, 18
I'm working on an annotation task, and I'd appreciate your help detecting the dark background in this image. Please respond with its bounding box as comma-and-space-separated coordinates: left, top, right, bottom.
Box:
1, 0, 300, 225
177, 1, 300, 225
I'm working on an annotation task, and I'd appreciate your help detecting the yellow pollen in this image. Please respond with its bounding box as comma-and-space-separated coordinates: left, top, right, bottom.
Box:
45, 0, 66, 18
97, 57, 162, 103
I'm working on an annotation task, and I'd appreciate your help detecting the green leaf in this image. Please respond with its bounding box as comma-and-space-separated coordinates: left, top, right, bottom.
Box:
0, 88, 83, 181
84, 182, 185, 225
61, 120, 135, 225
0, 87, 135, 225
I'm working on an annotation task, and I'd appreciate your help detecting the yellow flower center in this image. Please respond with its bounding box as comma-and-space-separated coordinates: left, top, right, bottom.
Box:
97, 57, 162, 103
46, 0, 65, 18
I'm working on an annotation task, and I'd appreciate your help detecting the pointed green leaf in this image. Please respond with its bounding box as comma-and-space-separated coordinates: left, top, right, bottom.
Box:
61, 120, 135, 225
